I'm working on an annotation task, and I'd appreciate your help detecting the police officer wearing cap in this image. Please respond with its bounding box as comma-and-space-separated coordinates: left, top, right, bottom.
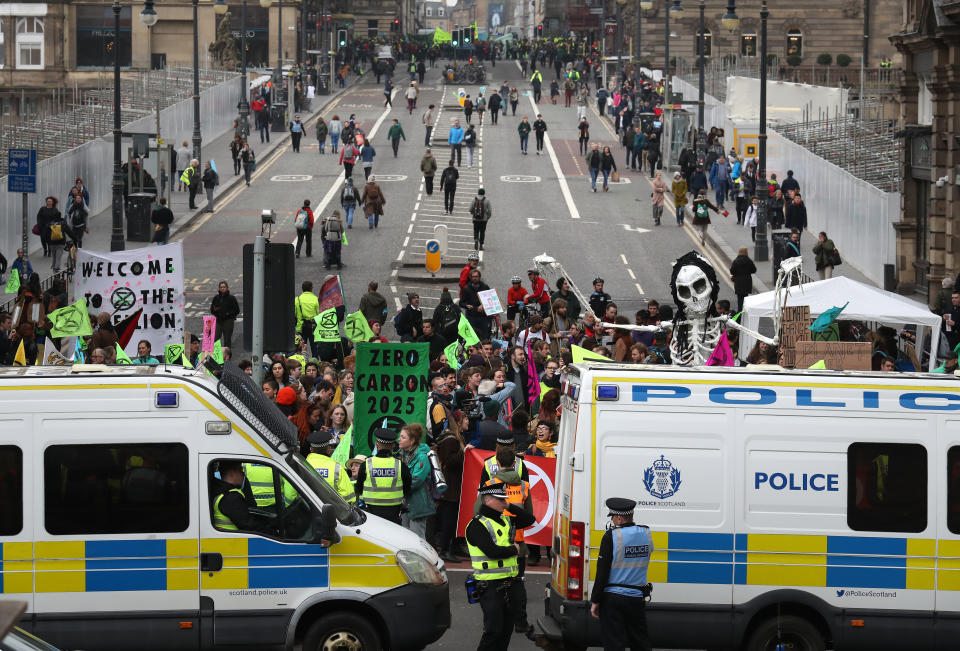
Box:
213, 460, 266, 533
354, 428, 411, 524
306, 430, 357, 505
589, 278, 612, 318
590, 497, 654, 651
467, 483, 536, 650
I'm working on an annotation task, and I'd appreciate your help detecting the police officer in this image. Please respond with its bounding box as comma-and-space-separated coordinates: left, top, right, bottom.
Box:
466, 483, 536, 651
354, 428, 411, 524
213, 461, 264, 532
305, 430, 357, 504
590, 497, 654, 651
244, 461, 297, 508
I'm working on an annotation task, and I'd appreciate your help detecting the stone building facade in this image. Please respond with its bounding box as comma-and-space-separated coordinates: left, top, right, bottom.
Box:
890, 0, 960, 301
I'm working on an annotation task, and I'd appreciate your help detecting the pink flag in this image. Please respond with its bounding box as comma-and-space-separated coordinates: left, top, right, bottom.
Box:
201, 316, 217, 352
706, 330, 735, 366
525, 339, 541, 407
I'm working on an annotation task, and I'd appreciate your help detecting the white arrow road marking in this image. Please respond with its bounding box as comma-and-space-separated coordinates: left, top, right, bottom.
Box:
621, 223, 651, 234
528, 218, 544, 230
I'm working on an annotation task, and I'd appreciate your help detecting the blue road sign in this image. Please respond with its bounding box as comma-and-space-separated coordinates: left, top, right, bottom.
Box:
7, 149, 37, 193
426, 241, 439, 253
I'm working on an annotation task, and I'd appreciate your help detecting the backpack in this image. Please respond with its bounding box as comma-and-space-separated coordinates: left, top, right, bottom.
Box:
49, 222, 64, 242
341, 187, 356, 204
696, 202, 708, 219
294, 209, 309, 229
470, 197, 484, 219
324, 219, 342, 242
392, 309, 403, 330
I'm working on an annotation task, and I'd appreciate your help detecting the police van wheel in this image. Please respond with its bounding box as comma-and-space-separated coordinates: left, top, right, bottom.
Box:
745, 615, 824, 651
303, 613, 380, 651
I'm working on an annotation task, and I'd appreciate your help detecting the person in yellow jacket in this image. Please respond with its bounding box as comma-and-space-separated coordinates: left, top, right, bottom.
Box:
294, 280, 320, 356
305, 430, 357, 504
180, 159, 201, 210
529, 69, 543, 103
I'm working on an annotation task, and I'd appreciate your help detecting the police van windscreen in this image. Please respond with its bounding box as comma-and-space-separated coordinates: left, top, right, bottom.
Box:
217, 362, 300, 452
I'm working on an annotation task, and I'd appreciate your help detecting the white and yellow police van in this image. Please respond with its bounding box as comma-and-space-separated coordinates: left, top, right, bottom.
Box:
539, 361, 960, 651
0, 362, 449, 650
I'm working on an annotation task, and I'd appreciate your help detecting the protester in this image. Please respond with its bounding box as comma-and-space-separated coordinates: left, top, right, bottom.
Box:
340, 178, 361, 229
421, 149, 437, 196
210, 281, 240, 349
294, 200, 315, 259
315, 117, 328, 154
729, 248, 757, 313
448, 119, 464, 166
361, 175, 385, 229
321, 210, 345, 270
651, 171, 667, 226
387, 118, 406, 157
397, 423, 434, 538
813, 231, 839, 280
440, 160, 459, 215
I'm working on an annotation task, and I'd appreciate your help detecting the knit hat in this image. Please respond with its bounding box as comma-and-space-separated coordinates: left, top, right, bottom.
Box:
483, 400, 502, 419
276, 386, 297, 405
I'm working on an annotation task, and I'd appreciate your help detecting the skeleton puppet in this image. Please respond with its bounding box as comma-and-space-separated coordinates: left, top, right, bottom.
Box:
668, 251, 723, 366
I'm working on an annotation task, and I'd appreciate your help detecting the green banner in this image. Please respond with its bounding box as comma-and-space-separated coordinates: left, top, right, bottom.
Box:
4, 268, 19, 295
49, 298, 93, 338
353, 343, 430, 457
314, 307, 341, 342
344, 310, 374, 343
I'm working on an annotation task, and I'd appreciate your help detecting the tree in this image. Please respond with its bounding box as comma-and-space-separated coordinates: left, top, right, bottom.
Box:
786, 54, 802, 67
836, 53, 852, 67
208, 12, 240, 70
816, 53, 832, 66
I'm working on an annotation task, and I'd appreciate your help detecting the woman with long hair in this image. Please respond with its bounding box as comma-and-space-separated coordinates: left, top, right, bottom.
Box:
326, 404, 350, 446
397, 423, 435, 539
270, 359, 290, 387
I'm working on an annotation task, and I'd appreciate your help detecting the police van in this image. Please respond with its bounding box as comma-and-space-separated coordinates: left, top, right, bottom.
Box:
539, 362, 960, 651
0, 363, 449, 650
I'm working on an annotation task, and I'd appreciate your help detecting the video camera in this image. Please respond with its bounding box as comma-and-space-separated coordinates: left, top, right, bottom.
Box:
460, 394, 491, 421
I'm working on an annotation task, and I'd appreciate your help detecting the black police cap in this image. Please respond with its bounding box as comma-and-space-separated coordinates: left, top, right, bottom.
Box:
375, 428, 397, 444
606, 497, 637, 517
307, 430, 334, 447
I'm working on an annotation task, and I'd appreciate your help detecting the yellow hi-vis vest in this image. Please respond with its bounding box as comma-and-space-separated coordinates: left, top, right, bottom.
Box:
244, 463, 297, 508
180, 166, 195, 186
306, 452, 357, 504
483, 477, 530, 542
467, 514, 519, 580
362, 456, 403, 507
213, 488, 244, 531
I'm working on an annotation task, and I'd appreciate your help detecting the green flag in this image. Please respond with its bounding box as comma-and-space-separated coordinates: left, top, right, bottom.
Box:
48, 298, 94, 338
212, 339, 224, 364
342, 231, 348, 246
344, 310, 374, 343
115, 343, 134, 364
808, 359, 827, 370
314, 307, 341, 342
331, 425, 353, 466
4, 268, 19, 295
444, 340, 465, 368
164, 343, 185, 365
457, 314, 480, 347
571, 344, 609, 363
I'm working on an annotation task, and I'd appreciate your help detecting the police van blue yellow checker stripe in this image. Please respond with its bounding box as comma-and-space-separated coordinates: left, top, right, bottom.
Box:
0, 542, 33, 594
589, 532, 941, 591
200, 538, 330, 590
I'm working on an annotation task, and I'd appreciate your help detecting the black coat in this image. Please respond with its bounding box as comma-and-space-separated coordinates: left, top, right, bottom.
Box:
785, 201, 808, 230
730, 255, 757, 297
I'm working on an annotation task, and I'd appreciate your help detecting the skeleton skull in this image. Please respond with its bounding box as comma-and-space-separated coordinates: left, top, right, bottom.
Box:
675, 265, 714, 317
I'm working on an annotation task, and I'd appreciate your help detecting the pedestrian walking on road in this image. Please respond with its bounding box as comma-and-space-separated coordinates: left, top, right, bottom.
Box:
488, 92, 501, 124
321, 210, 345, 270
596, 87, 609, 116
440, 160, 459, 214
294, 199, 315, 258
384, 78, 393, 107
692, 189, 722, 244
530, 68, 543, 103
730, 248, 757, 313
362, 175, 386, 229
576, 86, 588, 121
422, 104, 435, 146
339, 139, 360, 180
586, 143, 601, 191
201, 161, 219, 213
646, 133, 661, 179
289, 114, 305, 152
448, 119, 464, 166
577, 118, 590, 155
421, 149, 437, 196
470, 188, 493, 251
405, 82, 418, 114
767, 189, 785, 229
360, 140, 376, 180
210, 280, 240, 349
66, 195, 89, 248
532, 114, 547, 155
463, 124, 477, 167
517, 116, 531, 155
672, 171, 688, 226
785, 193, 808, 240
316, 117, 328, 154
476, 93, 486, 125
509, 87, 519, 115
340, 178, 361, 229
651, 171, 667, 226
463, 95, 474, 124
600, 146, 616, 192
813, 231, 839, 280
744, 195, 759, 241
329, 115, 342, 153
387, 119, 406, 157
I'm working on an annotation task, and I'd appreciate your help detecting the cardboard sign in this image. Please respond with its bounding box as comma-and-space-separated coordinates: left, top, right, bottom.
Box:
794, 341, 873, 371
353, 343, 430, 456
778, 305, 811, 367
478, 288, 504, 315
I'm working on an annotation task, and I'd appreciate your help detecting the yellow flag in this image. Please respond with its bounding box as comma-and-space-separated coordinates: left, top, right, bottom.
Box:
808, 359, 827, 370
571, 344, 609, 364
13, 339, 26, 366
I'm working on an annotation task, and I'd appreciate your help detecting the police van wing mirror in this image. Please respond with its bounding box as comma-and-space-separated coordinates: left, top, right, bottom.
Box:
312, 504, 341, 547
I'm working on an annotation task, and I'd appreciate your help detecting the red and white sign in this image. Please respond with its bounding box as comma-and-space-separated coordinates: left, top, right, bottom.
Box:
456, 449, 556, 546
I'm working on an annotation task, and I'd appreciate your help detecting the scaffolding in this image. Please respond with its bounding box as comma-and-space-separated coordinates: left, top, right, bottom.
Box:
0, 66, 237, 176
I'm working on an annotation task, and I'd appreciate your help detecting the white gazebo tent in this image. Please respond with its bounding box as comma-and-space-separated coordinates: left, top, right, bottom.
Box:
740, 276, 943, 372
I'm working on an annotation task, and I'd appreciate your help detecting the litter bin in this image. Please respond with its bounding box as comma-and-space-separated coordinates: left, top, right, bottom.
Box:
125, 192, 155, 242
271, 103, 288, 132
317, 73, 330, 96
770, 228, 793, 284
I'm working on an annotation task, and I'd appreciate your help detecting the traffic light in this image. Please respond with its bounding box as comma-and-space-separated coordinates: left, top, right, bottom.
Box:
463, 27, 471, 45
536, 24, 543, 37
452, 29, 460, 47
337, 28, 347, 48
393, 18, 400, 33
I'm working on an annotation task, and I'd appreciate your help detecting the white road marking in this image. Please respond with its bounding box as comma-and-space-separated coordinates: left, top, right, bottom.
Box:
526, 94, 580, 219
627, 268, 636, 280
635, 283, 645, 295
620, 254, 628, 265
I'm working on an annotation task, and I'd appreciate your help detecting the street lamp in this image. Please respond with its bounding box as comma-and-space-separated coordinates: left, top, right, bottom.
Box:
721, 0, 739, 31
112, 0, 159, 252
615, 0, 627, 88
215, 0, 254, 137
638, 0, 651, 72
191, 0, 202, 163
696, 0, 706, 165
754, 0, 770, 262
667, 0, 684, 97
